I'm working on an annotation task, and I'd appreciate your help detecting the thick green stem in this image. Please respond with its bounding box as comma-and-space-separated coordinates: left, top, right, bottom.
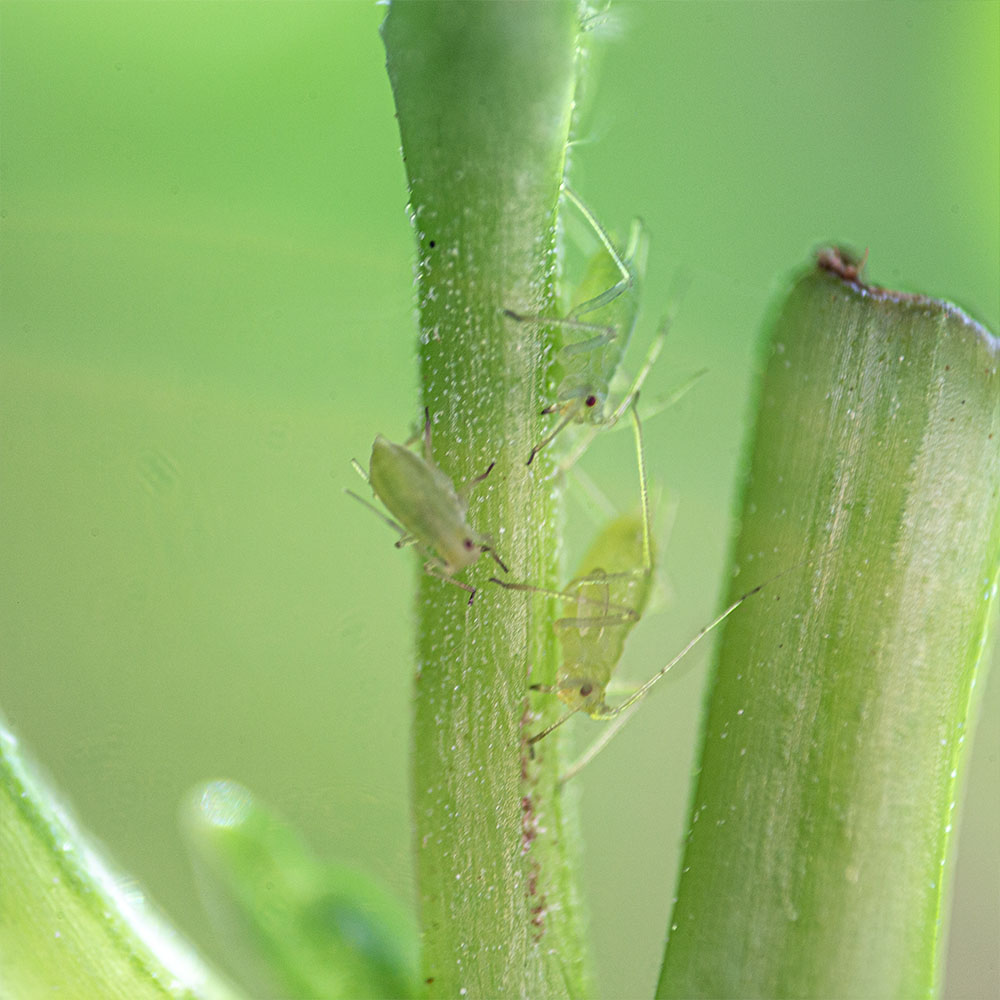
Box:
657, 254, 1000, 998
382, 3, 589, 997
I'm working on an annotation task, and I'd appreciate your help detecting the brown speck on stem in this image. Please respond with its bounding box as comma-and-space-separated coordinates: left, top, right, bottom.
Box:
817, 245, 871, 286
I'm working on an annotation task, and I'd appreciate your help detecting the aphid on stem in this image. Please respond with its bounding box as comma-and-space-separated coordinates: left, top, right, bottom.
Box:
491, 397, 654, 748
510, 186, 671, 466
347, 409, 507, 604
492, 398, 801, 777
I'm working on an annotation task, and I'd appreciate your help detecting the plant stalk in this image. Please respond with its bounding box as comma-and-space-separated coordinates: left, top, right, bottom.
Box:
382, 3, 590, 996
657, 255, 1000, 999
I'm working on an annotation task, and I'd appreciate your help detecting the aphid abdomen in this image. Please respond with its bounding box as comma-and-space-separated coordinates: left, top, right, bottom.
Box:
369, 436, 479, 573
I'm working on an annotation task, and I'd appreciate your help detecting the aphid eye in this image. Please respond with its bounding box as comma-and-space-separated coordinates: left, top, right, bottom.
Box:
464, 538, 475, 550
585, 395, 598, 408
579, 683, 593, 697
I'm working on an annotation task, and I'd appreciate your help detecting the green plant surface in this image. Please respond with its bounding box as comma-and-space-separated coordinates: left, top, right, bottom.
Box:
181, 779, 418, 999
0, 720, 243, 1000
382, 2, 589, 995
657, 258, 1000, 999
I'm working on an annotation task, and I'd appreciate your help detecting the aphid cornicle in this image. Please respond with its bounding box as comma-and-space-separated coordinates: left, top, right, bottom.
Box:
347, 409, 507, 604
511, 187, 668, 466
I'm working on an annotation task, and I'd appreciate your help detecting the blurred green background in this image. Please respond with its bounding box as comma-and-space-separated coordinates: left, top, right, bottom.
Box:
1, 3, 997, 998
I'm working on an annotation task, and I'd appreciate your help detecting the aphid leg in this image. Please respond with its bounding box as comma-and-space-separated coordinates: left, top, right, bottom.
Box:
490, 577, 576, 600
604, 319, 669, 428
345, 488, 409, 541
567, 463, 619, 523
350, 458, 370, 484
423, 560, 478, 606
504, 309, 618, 354
604, 268, 692, 426
557, 322, 619, 356
457, 460, 496, 496
420, 406, 434, 462
638, 368, 709, 425
630, 401, 654, 576
561, 186, 637, 318
527, 411, 575, 466
555, 609, 640, 630
485, 547, 509, 574
490, 577, 636, 618
528, 682, 558, 694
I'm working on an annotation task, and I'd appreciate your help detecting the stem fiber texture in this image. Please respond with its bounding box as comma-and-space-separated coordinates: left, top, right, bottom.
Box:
658, 258, 1000, 999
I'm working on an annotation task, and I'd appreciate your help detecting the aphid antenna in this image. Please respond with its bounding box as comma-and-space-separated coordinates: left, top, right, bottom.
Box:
557, 702, 640, 785
607, 554, 823, 720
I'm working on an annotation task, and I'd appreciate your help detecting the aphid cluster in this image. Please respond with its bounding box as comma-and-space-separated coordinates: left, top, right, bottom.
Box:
349, 189, 768, 768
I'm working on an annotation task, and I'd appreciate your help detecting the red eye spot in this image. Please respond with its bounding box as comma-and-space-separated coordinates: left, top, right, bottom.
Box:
580, 683, 593, 697
464, 538, 475, 550
585, 395, 597, 408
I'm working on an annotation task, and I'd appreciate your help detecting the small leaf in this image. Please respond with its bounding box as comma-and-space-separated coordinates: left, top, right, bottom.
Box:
182, 780, 418, 1000
0, 719, 242, 1000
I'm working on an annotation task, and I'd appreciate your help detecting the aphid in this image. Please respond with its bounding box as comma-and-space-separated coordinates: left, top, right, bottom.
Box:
492, 400, 779, 765
512, 187, 667, 466
347, 409, 507, 604
491, 398, 655, 733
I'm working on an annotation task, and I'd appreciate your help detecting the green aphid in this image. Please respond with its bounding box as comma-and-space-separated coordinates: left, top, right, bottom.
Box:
492, 400, 654, 736
547, 510, 654, 721
512, 187, 668, 466
348, 409, 507, 603
494, 401, 769, 759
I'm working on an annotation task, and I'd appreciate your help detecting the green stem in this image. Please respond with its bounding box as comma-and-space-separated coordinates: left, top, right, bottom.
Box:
382, 3, 590, 997
657, 253, 1000, 998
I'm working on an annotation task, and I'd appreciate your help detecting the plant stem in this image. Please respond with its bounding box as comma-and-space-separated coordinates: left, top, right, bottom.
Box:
657, 254, 1000, 999
382, 3, 590, 996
